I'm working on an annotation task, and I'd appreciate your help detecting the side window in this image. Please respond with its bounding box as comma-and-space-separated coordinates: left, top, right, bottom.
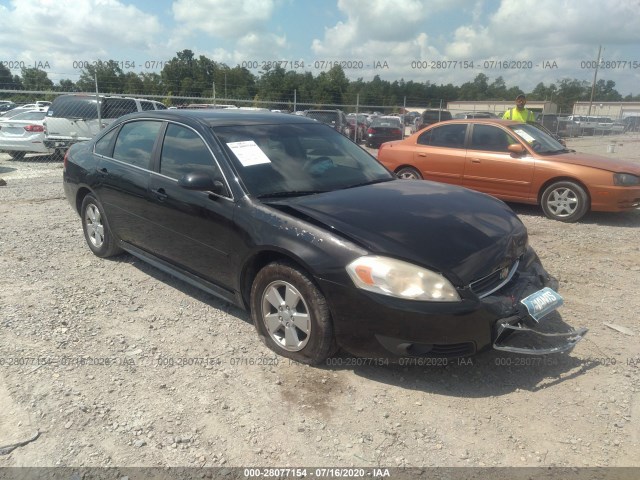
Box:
417, 129, 432, 146
418, 124, 467, 148
139, 101, 156, 111
160, 124, 220, 180
112, 121, 162, 169
469, 124, 517, 152
94, 127, 118, 157
102, 99, 138, 118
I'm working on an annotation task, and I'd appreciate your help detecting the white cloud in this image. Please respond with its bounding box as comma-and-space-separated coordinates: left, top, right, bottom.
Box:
0, 0, 161, 55
0, 0, 162, 80
172, 0, 276, 38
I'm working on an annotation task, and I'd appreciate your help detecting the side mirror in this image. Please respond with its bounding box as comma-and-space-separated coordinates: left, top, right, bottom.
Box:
178, 171, 227, 196
508, 144, 526, 156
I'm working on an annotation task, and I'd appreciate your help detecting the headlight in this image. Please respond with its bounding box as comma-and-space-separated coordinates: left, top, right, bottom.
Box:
613, 173, 640, 186
346, 256, 460, 302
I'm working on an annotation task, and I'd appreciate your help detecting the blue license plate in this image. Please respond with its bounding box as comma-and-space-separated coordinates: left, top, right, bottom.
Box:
520, 287, 564, 322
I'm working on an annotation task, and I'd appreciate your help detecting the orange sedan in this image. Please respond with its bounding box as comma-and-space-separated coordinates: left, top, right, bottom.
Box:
377, 119, 640, 222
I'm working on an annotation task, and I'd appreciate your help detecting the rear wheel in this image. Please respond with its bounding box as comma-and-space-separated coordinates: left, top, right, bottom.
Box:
251, 261, 336, 365
80, 194, 123, 257
8, 151, 25, 160
540, 181, 589, 222
396, 166, 422, 180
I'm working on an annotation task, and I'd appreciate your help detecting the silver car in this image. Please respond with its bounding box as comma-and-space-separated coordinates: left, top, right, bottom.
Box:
0, 110, 53, 159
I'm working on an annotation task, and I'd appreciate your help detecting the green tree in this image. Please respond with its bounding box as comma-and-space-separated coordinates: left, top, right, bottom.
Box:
76, 60, 125, 93
20, 67, 54, 91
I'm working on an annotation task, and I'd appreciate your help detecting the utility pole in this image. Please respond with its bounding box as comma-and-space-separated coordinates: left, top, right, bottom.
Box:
587, 45, 602, 116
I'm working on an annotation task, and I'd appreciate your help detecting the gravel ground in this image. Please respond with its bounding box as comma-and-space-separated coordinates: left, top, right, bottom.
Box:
0, 133, 639, 472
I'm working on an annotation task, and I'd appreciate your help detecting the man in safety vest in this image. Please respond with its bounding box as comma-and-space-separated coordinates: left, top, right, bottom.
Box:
503, 94, 535, 123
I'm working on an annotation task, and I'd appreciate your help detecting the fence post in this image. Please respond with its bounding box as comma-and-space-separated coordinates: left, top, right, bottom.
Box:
94, 74, 102, 130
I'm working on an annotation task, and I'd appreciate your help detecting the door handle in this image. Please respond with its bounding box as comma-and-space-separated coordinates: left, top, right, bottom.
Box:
151, 188, 168, 201
471, 158, 481, 163
98, 167, 108, 175
418, 153, 427, 157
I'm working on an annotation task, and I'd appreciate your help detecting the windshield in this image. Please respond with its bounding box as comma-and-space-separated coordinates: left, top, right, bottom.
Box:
212, 123, 393, 197
508, 123, 566, 154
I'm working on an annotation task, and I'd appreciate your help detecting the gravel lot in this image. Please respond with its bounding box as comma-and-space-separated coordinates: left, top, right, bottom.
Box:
0, 133, 639, 472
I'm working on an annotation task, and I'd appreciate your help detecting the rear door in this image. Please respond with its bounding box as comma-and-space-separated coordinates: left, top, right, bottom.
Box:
94, 120, 163, 247
411, 123, 467, 185
463, 123, 535, 200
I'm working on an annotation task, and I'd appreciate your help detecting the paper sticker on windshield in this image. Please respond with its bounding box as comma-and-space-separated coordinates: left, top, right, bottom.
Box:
514, 129, 535, 143
226, 141, 271, 167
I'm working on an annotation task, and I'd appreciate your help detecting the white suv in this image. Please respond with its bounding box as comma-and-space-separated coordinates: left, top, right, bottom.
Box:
43, 95, 166, 151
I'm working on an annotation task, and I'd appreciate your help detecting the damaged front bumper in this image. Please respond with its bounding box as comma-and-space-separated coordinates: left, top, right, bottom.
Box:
493, 316, 588, 354
487, 250, 588, 355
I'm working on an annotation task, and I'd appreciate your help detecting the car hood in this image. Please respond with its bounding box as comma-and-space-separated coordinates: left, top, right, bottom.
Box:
276, 180, 528, 285
543, 151, 640, 173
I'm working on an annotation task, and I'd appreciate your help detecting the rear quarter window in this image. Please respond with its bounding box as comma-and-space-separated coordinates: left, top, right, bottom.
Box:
102, 99, 138, 119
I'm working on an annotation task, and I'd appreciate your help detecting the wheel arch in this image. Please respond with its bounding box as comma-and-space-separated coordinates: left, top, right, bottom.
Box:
394, 164, 423, 178
537, 176, 591, 207
75, 187, 93, 215
239, 249, 320, 312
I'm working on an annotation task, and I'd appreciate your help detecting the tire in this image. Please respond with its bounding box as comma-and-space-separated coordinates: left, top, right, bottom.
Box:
80, 194, 122, 257
251, 261, 336, 365
540, 181, 589, 222
8, 151, 25, 160
396, 166, 422, 180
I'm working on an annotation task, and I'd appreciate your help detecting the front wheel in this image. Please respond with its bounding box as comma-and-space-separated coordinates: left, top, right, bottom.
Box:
540, 181, 589, 222
80, 194, 123, 257
251, 261, 336, 365
396, 166, 422, 180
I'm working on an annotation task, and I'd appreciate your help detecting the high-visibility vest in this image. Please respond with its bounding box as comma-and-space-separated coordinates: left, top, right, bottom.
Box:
503, 107, 535, 123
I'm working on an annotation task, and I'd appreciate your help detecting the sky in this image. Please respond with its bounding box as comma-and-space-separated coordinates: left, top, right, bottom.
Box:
1, 0, 639, 99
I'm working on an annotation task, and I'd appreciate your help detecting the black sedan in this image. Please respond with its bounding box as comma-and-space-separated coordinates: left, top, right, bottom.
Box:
63, 110, 586, 364
365, 116, 404, 148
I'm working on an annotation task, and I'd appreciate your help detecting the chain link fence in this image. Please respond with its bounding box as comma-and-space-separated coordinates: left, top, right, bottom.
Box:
2, 88, 639, 157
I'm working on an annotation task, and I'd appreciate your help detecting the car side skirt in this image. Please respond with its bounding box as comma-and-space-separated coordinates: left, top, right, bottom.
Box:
120, 241, 242, 307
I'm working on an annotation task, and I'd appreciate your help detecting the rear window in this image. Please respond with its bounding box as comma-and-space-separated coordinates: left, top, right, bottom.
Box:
306, 111, 338, 126
7, 111, 47, 121
422, 110, 452, 123
48, 96, 100, 119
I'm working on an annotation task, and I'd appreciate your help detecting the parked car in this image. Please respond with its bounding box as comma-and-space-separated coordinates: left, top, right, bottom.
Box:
365, 116, 403, 148
304, 109, 349, 136
0, 110, 53, 159
417, 109, 452, 130
0, 100, 16, 113
0, 105, 48, 119
378, 119, 640, 222
623, 116, 640, 132
44, 94, 166, 152
345, 114, 366, 142
63, 110, 586, 363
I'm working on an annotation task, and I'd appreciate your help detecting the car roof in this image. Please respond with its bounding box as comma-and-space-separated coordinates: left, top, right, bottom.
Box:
117, 109, 318, 127
420, 118, 524, 128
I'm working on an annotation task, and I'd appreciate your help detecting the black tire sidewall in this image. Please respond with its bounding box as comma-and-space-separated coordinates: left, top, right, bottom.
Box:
541, 181, 589, 222
250, 261, 334, 365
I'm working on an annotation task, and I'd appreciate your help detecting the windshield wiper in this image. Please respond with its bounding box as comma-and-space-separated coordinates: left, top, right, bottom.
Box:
257, 190, 327, 199
343, 178, 394, 189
